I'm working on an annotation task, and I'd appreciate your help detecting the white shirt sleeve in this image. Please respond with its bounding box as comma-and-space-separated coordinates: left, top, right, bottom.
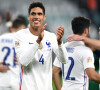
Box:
52, 34, 68, 64
14, 34, 39, 66
82, 48, 95, 70
53, 57, 61, 68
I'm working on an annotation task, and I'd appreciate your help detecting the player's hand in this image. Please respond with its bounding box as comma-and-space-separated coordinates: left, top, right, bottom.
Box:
56, 26, 64, 45
0, 62, 9, 72
37, 23, 47, 44
66, 34, 83, 42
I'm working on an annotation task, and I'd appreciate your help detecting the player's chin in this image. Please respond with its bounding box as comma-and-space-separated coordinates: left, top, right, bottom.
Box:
33, 25, 40, 29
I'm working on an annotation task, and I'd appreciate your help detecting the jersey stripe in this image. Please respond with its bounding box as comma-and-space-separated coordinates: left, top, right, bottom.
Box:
83, 71, 87, 90
19, 65, 23, 90
62, 64, 64, 78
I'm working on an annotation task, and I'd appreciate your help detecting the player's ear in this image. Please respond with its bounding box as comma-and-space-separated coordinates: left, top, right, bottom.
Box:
84, 28, 88, 36
43, 15, 46, 21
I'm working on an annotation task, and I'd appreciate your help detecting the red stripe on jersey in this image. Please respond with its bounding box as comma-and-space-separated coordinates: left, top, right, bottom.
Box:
20, 66, 23, 90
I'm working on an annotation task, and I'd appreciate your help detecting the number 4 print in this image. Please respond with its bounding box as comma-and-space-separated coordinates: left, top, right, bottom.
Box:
39, 54, 44, 64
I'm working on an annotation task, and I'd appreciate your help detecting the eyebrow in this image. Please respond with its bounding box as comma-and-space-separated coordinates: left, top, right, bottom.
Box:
31, 12, 43, 15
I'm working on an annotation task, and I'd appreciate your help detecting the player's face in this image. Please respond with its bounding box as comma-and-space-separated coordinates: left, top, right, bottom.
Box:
28, 7, 46, 29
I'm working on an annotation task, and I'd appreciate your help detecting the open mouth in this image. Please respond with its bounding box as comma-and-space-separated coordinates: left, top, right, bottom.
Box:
33, 19, 40, 24
34, 21, 39, 24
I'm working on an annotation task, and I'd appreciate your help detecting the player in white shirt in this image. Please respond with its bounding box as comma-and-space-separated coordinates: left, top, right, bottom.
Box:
14, 2, 68, 90
53, 16, 100, 90
0, 18, 27, 90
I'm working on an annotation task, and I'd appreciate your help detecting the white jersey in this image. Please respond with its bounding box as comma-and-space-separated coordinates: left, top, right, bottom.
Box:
14, 28, 68, 90
0, 33, 19, 89
53, 41, 95, 90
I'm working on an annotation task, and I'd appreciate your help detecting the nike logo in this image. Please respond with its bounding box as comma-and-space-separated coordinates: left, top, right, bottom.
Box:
29, 42, 34, 44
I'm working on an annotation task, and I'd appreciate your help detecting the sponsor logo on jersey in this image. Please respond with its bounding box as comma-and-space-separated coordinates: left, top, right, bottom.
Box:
15, 41, 20, 46
29, 42, 34, 44
87, 57, 92, 63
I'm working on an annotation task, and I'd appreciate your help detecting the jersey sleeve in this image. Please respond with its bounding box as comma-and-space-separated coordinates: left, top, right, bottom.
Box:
14, 33, 39, 66
53, 57, 61, 68
51, 33, 68, 64
82, 48, 95, 70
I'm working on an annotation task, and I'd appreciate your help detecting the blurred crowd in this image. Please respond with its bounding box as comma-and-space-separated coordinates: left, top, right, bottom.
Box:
0, 10, 28, 35
69, 0, 100, 28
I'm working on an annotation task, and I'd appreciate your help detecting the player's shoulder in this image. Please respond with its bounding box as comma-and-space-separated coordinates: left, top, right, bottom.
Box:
0, 33, 13, 38
15, 28, 28, 35
77, 44, 93, 56
64, 41, 92, 53
14, 28, 29, 38
14, 28, 29, 41
44, 30, 56, 37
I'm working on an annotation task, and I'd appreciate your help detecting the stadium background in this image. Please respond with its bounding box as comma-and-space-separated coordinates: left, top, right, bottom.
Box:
0, 0, 100, 90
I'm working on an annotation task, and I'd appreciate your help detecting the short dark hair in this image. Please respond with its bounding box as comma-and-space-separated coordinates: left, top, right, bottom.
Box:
28, 2, 45, 15
71, 16, 91, 35
12, 18, 27, 29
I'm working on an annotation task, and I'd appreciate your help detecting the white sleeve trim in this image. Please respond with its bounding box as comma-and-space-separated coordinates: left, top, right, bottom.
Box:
56, 42, 68, 64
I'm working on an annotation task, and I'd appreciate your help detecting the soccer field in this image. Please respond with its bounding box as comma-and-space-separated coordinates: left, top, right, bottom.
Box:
52, 80, 56, 90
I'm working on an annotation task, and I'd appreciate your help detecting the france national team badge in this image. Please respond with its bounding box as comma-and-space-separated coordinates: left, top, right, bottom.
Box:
46, 41, 51, 50
39, 42, 43, 50
87, 57, 92, 63
15, 41, 20, 46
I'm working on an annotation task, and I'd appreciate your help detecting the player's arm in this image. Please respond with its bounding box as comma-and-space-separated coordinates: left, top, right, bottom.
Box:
83, 47, 100, 83
86, 68, 100, 83
66, 34, 100, 50
15, 24, 47, 66
0, 62, 9, 72
15, 40, 39, 66
52, 27, 68, 64
53, 65, 62, 90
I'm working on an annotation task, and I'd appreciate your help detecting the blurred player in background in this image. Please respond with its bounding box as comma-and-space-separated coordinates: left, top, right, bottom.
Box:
14, 2, 68, 90
0, 17, 27, 90
53, 16, 100, 90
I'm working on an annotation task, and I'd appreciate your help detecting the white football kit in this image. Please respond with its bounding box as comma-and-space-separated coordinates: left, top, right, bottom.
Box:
54, 41, 95, 90
0, 33, 19, 90
14, 28, 68, 90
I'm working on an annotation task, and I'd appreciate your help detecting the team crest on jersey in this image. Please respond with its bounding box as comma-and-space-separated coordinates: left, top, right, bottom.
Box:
15, 41, 20, 46
46, 41, 51, 47
46, 41, 51, 51
87, 57, 92, 63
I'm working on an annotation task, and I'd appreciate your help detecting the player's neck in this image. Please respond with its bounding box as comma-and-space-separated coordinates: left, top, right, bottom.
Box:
29, 26, 39, 36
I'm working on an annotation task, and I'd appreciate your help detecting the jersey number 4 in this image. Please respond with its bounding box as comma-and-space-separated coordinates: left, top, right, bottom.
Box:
62, 57, 75, 80
39, 54, 44, 64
